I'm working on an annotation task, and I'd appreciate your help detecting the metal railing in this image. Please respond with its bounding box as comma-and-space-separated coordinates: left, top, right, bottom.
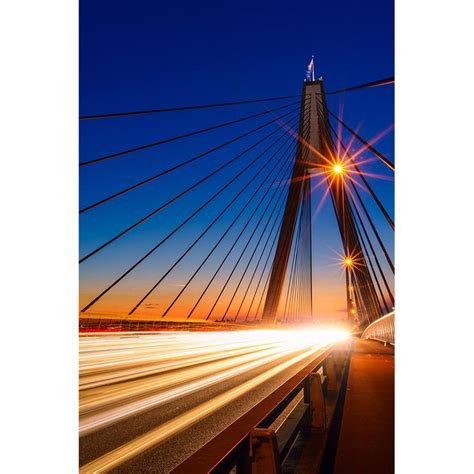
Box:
171, 343, 350, 473
362, 311, 395, 345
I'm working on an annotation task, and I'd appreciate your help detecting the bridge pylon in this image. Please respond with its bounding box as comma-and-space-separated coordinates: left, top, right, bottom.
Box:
261, 80, 328, 324
261, 80, 382, 325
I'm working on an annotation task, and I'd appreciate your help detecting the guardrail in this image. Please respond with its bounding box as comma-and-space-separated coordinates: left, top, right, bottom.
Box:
172, 343, 351, 474
362, 311, 395, 345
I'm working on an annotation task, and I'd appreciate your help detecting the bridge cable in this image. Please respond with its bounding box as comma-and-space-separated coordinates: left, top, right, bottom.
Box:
348, 200, 392, 313
325, 117, 395, 280
320, 101, 393, 314
227, 179, 292, 323
279, 143, 312, 322
79, 108, 299, 264
79, 94, 307, 120
243, 215, 282, 321
204, 158, 295, 321
185, 115, 311, 320
337, 174, 383, 320
233, 165, 309, 321
80, 119, 299, 312
78, 75, 393, 121
302, 176, 313, 319
186, 158, 286, 319
256, 130, 311, 322
326, 120, 395, 230
131, 148, 290, 317
346, 183, 395, 306
128, 120, 301, 316
316, 103, 383, 321
252, 262, 273, 321
346, 194, 392, 313
203, 134, 306, 322
221, 172, 297, 321
235, 198, 287, 321
283, 208, 302, 321
324, 107, 395, 171
224, 143, 312, 322
347, 179, 394, 273
80, 107, 302, 214
327, 187, 375, 322
79, 100, 304, 167
280, 141, 312, 323
326, 76, 394, 96
352, 271, 373, 324
242, 172, 301, 322
207, 131, 302, 322
290, 182, 311, 322
167, 147, 292, 318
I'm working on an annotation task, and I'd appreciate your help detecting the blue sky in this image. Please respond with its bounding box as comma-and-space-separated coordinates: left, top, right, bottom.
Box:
79, 0, 394, 321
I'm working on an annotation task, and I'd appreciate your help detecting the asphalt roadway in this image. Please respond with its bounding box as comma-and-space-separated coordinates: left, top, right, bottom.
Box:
79, 330, 347, 473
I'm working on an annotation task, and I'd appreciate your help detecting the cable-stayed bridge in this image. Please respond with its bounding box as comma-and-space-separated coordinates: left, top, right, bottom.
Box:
79, 72, 394, 473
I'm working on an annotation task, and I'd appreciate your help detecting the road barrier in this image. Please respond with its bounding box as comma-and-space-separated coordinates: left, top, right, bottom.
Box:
361, 311, 395, 345
171, 342, 351, 473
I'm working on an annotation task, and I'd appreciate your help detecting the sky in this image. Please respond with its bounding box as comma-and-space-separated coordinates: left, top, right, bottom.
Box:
79, 0, 394, 322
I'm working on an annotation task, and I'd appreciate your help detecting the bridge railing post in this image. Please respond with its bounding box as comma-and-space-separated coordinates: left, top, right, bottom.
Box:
249, 428, 282, 474
301, 368, 328, 434
325, 355, 338, 392
309, 372, 327, 431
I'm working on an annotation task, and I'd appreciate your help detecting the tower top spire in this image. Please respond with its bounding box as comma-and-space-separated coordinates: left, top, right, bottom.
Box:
305, 56, 315, 82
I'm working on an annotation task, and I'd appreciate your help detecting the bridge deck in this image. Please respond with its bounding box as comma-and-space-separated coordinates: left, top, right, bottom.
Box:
333, 338, 394, 474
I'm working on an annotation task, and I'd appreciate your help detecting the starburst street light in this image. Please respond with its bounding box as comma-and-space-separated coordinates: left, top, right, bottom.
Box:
333, 163, 344, 174
330, 248, 363, 273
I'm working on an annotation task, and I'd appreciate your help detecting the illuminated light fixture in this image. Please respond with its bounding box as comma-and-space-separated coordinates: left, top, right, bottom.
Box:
351, 309, 356, 314
344, 257, 353, 267
333, 163, 344, 174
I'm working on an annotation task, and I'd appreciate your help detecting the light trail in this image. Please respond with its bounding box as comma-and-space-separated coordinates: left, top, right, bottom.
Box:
79, 329, 348, 472
81, 345, 298, 434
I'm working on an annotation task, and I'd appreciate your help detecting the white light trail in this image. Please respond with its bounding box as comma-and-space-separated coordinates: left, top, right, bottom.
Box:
79, 329, 348, 472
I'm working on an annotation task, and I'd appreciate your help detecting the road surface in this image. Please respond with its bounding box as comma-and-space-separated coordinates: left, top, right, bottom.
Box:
79, 329, 347, 473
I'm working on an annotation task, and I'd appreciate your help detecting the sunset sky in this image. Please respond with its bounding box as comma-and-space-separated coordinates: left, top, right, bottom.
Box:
79, 0, 394, 322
